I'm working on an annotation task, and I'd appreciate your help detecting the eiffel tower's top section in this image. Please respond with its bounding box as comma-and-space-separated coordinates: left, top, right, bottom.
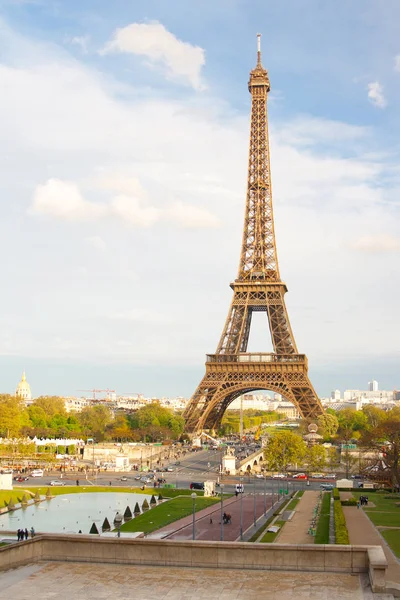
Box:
248, 34, 271, 91
237, 34, 280, 283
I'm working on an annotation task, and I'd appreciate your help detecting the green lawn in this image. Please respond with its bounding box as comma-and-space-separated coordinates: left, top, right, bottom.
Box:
381, 529, 400, 558
364, 511, 400, 528
315, 492, 331, 544
352, 491, 399, 512
119, 496, 219, 534
260, 519, 285, 543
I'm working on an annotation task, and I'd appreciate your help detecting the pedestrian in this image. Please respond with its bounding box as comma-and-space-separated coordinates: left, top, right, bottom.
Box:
210, 517, 213, 525
17, 529, 21, 541
357, 501, 360, 509
30, 526, 35, 538
76, 479, 79, 486
109, 481, 112, 486
24, 528, 29, 540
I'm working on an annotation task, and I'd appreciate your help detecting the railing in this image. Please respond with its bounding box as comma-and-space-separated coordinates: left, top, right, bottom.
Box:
206, 353, 306, 363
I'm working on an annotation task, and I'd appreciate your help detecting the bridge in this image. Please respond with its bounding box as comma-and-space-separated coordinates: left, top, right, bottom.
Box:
237, 449, 265, 474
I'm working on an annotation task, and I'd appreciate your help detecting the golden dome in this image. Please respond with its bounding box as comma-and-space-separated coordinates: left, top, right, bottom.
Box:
16, 371, 32, 401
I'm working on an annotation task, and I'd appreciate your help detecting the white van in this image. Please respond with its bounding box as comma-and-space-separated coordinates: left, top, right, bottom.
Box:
30, 469, 44, 477
235, 483, 244, 493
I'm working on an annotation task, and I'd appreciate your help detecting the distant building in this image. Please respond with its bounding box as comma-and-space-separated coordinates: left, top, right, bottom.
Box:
368, 380, 378, 392
331, 390, 341, 401
15, 371, 32, 403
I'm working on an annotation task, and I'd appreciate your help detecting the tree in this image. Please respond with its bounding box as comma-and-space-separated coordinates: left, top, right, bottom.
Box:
32, 396, 67, 416
263, 431, 306, 472
317, 413, 339, 440
0, 395, 25, 437
78, 405, 112, 439
362, 405, 386, 430
306, 445, 326, 472
128, 402, 184, 441
361, 409, 400, 489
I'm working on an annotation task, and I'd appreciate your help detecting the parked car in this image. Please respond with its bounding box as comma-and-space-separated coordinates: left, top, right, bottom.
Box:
134, 475, 141, 481
325, 474, 336, 479
166, 467, 174, 472
271, 473, 286, 479
13, 476, 29, 482
311, 473, 324, 479
351, 474, 363, 479
292, 473, 307, 479
190, 482, 204, 490
50, 480, 65, 486
120, 476, 128, 481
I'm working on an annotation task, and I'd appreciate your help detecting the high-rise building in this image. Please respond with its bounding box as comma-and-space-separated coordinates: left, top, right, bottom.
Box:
331, 390, 341, 400
368, 380, 378, 392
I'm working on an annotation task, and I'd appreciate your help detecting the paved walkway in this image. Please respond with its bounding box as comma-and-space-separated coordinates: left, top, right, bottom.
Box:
277, 491, 319, 544
341, 496, 400, 587
150, 493, 274, 542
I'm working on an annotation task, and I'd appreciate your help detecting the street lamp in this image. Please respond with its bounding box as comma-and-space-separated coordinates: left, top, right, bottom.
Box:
191, 492, 197, 540
239, 477, 243, 541
263, 473, 267, 517
220, 484, 225, 541
253, 475, 257, 527
114, 511, 123, 538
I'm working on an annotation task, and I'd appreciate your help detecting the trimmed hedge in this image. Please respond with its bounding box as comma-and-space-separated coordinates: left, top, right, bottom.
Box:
341, 498, 357, 506
333, 488, 340, 500
334, 497, 349, 544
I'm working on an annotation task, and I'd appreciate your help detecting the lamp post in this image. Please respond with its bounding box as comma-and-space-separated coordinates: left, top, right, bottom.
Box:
220, 484, 224, 541
263, 473, 267, 516
240, 477, 243, 541
253, 475, 257, 528
114, 511, 123, 538
191, 492, 197, 540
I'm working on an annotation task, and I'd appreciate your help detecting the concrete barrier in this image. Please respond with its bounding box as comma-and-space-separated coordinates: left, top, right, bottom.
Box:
0, 535, 387, 592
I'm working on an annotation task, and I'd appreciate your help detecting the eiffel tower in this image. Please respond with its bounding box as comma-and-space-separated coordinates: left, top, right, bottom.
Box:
183, 35, 324, 434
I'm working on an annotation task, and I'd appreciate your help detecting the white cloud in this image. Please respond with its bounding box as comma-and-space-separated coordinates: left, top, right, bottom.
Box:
108, 309, 166, 322
70, 35, 90, 54
101, 21, 205, 90
394, 55, 400, 72
367, 81, 387, 108
86, 236, 107, 251
167, 201, 219, 228
30, 179, 106, 221
352, 235, 400, 253
110, 194, 160, 227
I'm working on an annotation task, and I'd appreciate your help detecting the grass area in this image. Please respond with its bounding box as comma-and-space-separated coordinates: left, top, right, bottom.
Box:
119, 496, 219, 534
0, 486, 203, 507
315, 492, 331, 544
259, 520, 285, 543
248, 515, 274, 542
364, 511, 400, 528
351, 491, 400, 527
381, 529, 400, 558
286, 498, 300, 510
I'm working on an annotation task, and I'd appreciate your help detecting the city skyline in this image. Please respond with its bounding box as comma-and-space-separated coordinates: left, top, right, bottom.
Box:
1, 1, 399, 398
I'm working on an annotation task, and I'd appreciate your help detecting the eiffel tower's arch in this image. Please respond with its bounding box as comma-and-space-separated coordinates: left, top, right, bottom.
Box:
183, 36, 324, 435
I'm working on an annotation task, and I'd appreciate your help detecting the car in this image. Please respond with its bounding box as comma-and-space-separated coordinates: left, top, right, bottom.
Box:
166, 467, 174, 472
190, 482, 204, 490
272, 473, 286, 479
120, 476, 128, 481
292, 473, 307, 479
255, 473, 264, 478
311, 473, 324, 479
134, 475, 141, 480
30, 469, 44, 477
50, 480, 65, 486
325, 474, 336, 479
175, 461, 181, 466
320, 483, 334, 491
13, 476, 29, 482
351, 474, 363, 479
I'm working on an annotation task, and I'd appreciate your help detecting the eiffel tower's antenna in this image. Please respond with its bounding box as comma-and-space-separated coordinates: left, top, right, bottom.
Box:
257, 33, 261, 65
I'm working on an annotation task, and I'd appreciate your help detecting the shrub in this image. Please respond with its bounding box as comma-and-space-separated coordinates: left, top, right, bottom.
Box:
124, 506, 133, 520
134, 502, 141, 515
315, 492, 331, 544
333, 488, 340, 500
142, 499, 149, 512
150, 495, 157, 505
89, 522, 99, 534
341, 498, 357, 506
102, 518, 111, 532
334, 499, 349, 544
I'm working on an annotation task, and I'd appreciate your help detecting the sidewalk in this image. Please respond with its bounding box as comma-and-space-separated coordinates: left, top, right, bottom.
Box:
151, 493, 274, 542
276, 490, 319, 544
341, 499, 400, 586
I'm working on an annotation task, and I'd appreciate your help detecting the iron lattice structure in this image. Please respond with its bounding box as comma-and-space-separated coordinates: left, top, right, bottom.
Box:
184, 36, 324, 434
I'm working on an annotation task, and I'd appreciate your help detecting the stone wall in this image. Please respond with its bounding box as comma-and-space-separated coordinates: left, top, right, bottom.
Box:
0, 534, 387, 592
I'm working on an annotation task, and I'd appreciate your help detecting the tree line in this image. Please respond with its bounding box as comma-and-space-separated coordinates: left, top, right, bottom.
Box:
0, 395, 184, 442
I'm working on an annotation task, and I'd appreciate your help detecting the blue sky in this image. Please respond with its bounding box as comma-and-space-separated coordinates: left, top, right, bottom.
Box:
0, 0, 399, 399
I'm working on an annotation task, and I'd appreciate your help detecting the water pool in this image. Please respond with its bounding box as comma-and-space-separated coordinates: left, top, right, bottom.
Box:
0, 492, 153, 535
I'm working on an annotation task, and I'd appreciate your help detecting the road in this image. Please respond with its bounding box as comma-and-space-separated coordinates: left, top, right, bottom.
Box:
12, 448, 337, 493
